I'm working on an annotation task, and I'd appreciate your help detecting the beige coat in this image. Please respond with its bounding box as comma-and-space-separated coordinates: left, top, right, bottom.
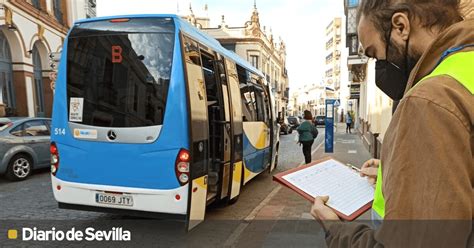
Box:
325, 19, 474, 247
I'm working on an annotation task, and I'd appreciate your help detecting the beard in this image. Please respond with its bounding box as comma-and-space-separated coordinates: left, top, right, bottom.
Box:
387, 37, 421, 78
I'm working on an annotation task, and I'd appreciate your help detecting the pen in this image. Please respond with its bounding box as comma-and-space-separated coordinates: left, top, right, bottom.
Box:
347, 163, 361, 172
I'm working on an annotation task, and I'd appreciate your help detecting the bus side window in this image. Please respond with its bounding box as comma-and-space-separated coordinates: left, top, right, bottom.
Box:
237, 65, 256, 122
184, 38, 201, 66
240, 86, 256, 121
253, 86, 265, 122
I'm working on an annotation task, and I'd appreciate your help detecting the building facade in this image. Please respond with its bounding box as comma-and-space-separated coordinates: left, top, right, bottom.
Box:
288, 81, 327, 119
344, 0, 393, 158
183, 4, 290, 120
0, 0, 95, 118
324, 17, 350, 123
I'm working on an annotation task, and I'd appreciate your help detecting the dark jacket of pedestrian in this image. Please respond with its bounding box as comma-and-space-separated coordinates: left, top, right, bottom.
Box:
297, 110, 318, 164
297, 120, 316, 142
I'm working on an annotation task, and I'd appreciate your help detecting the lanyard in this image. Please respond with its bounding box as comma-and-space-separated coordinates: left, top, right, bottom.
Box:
436, 44, 474, 66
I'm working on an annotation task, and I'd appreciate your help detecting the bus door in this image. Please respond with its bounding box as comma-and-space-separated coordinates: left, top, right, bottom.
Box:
267, 83, 279, 172
252, 81, 271, 170
200, 50, 233, 201
182, 35, 209, 230
213, 54, 234, 201
225, 59, 243, 201
263, 83, 276, 172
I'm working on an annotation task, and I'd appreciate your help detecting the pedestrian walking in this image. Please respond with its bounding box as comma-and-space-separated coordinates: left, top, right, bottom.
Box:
311, 0, 473, 246
297, 110, 318, 164
345, 112, 352, 133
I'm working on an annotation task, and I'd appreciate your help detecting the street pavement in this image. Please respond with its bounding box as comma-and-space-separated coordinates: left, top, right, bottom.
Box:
0, 123, 372, 247
226, 123, 372, 247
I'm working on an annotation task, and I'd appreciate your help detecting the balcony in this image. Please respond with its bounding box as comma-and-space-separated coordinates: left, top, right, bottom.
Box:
325, 69, 333, 78
326, 53, 333, 64
326, 38, 334, 50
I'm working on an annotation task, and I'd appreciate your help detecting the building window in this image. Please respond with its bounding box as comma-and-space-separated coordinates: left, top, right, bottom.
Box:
53, 0, 63, 24
347, 0, 359, 7
350, 35, 359, 55
0, 32, 15, 113
222, 44, 236, 52
87, 0, 97, 17
32, 44, 45, 117
250, 55, 259, 69
30, 0, 41, 9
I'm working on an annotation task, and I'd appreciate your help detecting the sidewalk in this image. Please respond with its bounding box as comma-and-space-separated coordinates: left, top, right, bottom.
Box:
233, 123, 372, 247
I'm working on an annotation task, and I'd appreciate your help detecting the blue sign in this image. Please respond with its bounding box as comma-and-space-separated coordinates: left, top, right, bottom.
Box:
325, 99, 336, 153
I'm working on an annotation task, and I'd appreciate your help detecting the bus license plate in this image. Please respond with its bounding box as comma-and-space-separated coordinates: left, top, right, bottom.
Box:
95, 193, 133, 206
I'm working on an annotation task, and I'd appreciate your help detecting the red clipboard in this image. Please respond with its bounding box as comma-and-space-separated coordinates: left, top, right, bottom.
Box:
273, 157, 373, 221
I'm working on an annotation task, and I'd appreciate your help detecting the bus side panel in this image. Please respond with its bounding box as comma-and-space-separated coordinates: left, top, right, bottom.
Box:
242, 122, 268, 184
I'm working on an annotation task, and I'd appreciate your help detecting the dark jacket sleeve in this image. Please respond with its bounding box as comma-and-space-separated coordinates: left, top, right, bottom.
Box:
325, 91, 473, 247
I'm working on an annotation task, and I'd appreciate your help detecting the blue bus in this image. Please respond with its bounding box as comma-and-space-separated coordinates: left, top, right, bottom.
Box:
51, 15, 279, 229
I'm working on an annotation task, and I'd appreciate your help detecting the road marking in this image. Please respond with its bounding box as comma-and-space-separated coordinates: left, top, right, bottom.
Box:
223, 138, 324, 247
348, 150, 357, 154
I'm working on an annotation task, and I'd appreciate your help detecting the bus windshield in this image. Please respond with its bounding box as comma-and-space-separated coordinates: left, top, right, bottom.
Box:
67, 18, 175, 128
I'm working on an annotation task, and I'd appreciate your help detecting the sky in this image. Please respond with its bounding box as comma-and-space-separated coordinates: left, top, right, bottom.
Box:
96, 0, 345, 91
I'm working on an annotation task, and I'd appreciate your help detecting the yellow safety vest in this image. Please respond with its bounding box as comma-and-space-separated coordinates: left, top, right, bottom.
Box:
372, 50, 474, 218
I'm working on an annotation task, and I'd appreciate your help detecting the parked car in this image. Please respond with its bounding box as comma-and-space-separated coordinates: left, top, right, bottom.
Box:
287, 116, 300, 132
278, 117, 292, 135
0, 117, 52, 181
314, 116, 326, 126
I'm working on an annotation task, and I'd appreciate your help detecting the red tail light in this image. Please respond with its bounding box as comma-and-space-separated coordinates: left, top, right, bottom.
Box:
50, 142, 59, 176
175, 149, 190, 186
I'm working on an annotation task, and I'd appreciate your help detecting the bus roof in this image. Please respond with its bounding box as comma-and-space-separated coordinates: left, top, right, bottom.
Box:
74, 14, 264, 78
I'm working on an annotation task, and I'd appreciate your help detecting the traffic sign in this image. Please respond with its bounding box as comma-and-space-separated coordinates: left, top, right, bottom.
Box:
334, 100, 340, 107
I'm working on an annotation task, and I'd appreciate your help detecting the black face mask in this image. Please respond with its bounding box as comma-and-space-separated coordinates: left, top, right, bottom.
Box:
375, 60, 407, 100
375, 32, 418, 101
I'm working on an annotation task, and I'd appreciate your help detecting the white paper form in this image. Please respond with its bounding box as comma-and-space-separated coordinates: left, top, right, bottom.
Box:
282, 159, 374, 216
